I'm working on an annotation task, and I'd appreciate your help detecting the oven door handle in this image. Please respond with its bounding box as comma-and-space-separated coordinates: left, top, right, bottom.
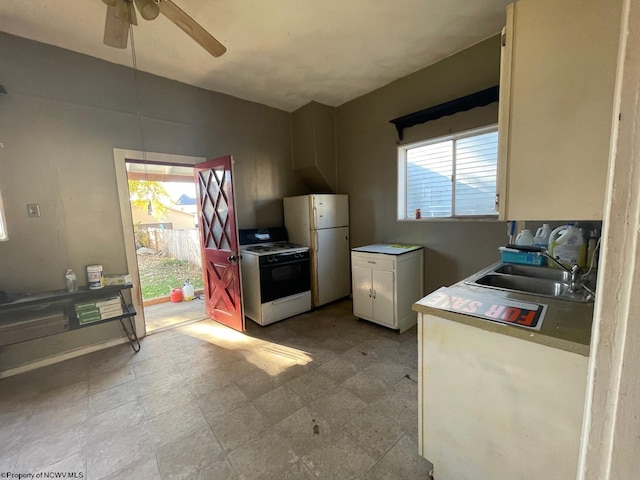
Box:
260, 257, 308, 267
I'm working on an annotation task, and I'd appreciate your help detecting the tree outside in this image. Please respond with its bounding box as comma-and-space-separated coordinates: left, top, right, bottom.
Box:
128, 179, 171, 222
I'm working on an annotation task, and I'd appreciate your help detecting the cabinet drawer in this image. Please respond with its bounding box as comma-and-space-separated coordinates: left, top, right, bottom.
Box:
352, 254, 395, 270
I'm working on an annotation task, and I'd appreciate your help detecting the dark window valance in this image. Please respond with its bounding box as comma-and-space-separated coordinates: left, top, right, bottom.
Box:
389, 85, 499, 141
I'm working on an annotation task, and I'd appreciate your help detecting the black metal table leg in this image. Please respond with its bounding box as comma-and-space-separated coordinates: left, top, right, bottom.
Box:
120, 316, 141, 352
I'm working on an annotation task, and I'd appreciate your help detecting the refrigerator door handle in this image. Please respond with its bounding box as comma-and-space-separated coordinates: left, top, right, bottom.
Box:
313, 229, 320, 303
312, 205, 318, 230
313, 230, 319, 270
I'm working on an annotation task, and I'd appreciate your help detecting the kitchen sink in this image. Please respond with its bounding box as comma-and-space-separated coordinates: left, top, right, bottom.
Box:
494, 263, 572, 282
473, 274, 569, 297
465, 262, 595, 303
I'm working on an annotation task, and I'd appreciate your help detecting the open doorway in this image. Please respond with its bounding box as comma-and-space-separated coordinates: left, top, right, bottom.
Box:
127, 161, 206, 333
113, 149, 208, 337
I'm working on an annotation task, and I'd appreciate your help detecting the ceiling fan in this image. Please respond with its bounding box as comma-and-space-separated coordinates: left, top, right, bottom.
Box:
101, 0, 226, 57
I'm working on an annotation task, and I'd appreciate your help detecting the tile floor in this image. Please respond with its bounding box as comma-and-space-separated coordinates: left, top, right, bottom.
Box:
144, 296, 207, 333
0, 299, 432, 479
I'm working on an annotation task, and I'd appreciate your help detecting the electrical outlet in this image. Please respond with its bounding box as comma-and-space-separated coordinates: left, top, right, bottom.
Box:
26, 203, 40, 217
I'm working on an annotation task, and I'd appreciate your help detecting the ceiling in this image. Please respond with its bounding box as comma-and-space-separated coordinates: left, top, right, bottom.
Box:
0, 0, 511, 112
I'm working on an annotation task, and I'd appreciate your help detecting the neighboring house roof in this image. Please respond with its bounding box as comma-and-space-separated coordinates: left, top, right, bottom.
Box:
177, 194, 196, 205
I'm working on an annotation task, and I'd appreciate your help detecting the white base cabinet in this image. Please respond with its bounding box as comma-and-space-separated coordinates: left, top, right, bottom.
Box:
351, 246, 423, 333
418, 313, 588, 480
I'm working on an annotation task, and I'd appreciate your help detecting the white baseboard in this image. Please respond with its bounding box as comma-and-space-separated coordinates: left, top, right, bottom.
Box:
0, 337, 129, 379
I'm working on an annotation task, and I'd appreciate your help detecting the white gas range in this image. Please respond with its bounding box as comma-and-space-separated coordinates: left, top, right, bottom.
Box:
239, 228, 311, 326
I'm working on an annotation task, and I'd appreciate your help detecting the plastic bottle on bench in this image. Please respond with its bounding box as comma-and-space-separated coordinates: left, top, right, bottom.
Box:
65, 269, 78, 292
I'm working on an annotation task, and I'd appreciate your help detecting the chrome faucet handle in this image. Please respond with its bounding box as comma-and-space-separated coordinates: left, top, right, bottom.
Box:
539, 250, 573, 274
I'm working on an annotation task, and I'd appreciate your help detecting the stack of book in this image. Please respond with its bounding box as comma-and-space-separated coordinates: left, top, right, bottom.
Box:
75, 297, 124, 325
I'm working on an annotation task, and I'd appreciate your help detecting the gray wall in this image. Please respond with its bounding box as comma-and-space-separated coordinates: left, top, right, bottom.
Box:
0, 33, 306, 369
0, 32, 511, 370
337, 36, 509, 294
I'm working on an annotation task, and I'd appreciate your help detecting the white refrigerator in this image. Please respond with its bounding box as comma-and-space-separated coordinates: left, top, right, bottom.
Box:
283, 194, 350, 307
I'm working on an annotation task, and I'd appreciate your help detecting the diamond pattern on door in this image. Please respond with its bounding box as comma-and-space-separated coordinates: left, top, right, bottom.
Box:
198, 168, 231, 250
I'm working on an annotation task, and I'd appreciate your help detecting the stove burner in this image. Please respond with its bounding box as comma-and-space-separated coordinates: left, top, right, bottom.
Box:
244, 243, 301, 253
246, 245, 276, 253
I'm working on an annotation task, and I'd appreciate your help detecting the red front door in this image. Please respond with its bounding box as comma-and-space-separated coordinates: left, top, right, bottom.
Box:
194, 155, 244, 332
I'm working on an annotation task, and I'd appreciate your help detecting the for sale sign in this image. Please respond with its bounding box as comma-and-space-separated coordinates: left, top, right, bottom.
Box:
420, 287, 547, 331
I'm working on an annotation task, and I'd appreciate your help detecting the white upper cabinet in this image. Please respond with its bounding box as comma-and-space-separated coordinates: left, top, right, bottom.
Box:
497, 0, 622, 220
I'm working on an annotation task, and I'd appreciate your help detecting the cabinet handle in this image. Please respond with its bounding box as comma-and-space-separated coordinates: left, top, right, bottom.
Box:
371, 289, 376, 299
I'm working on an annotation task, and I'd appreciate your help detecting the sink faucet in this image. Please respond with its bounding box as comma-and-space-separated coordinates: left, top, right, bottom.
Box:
507, 244, 596, 298
537, 249, 596, 297
536, 251, 579, 288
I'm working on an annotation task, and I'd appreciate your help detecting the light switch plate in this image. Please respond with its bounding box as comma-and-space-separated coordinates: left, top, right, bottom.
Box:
26, 203, 40, 217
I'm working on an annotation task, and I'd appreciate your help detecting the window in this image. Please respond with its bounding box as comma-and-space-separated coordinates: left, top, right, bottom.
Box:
0, 188, 6, 241
397, 125, 498, 220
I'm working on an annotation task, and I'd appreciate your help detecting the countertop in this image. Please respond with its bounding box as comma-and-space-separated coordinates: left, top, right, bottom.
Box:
413, 274, 594, 357
352, 243, 423, 255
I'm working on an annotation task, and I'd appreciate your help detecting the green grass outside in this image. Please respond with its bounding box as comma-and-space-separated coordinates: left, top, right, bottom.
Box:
138, 255, 204, 300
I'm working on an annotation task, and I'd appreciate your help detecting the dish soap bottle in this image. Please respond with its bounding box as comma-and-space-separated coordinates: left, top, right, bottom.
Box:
533, 224, 552, 249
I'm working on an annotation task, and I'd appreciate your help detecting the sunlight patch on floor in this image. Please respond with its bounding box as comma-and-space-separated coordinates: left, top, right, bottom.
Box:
175, 319, 313, 373
180, 321, 249, 343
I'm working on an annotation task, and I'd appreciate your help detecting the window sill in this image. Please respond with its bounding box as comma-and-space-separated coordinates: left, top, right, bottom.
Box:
397, 216, 501, 223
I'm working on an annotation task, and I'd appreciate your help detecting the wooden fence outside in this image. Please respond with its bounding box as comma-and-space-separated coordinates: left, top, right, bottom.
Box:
147, 228, 202, 268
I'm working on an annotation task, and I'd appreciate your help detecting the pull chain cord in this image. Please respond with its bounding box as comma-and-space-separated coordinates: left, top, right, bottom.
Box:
128, 0, 147, 163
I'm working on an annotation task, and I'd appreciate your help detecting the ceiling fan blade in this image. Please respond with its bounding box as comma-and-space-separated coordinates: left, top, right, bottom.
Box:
155, 0, 227, 57
104, 4, 130, 49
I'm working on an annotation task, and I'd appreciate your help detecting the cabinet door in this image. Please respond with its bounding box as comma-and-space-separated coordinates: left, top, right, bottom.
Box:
352, 264, 373, 319
372, 268, 395, 327
498, 0, 621, 220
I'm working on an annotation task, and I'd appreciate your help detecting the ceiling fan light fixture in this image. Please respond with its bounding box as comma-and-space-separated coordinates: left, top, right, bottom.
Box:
114, 0, 137, 24
134, 0, 160, 21
104, 2, 131, 48
101, 0, 226, 58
